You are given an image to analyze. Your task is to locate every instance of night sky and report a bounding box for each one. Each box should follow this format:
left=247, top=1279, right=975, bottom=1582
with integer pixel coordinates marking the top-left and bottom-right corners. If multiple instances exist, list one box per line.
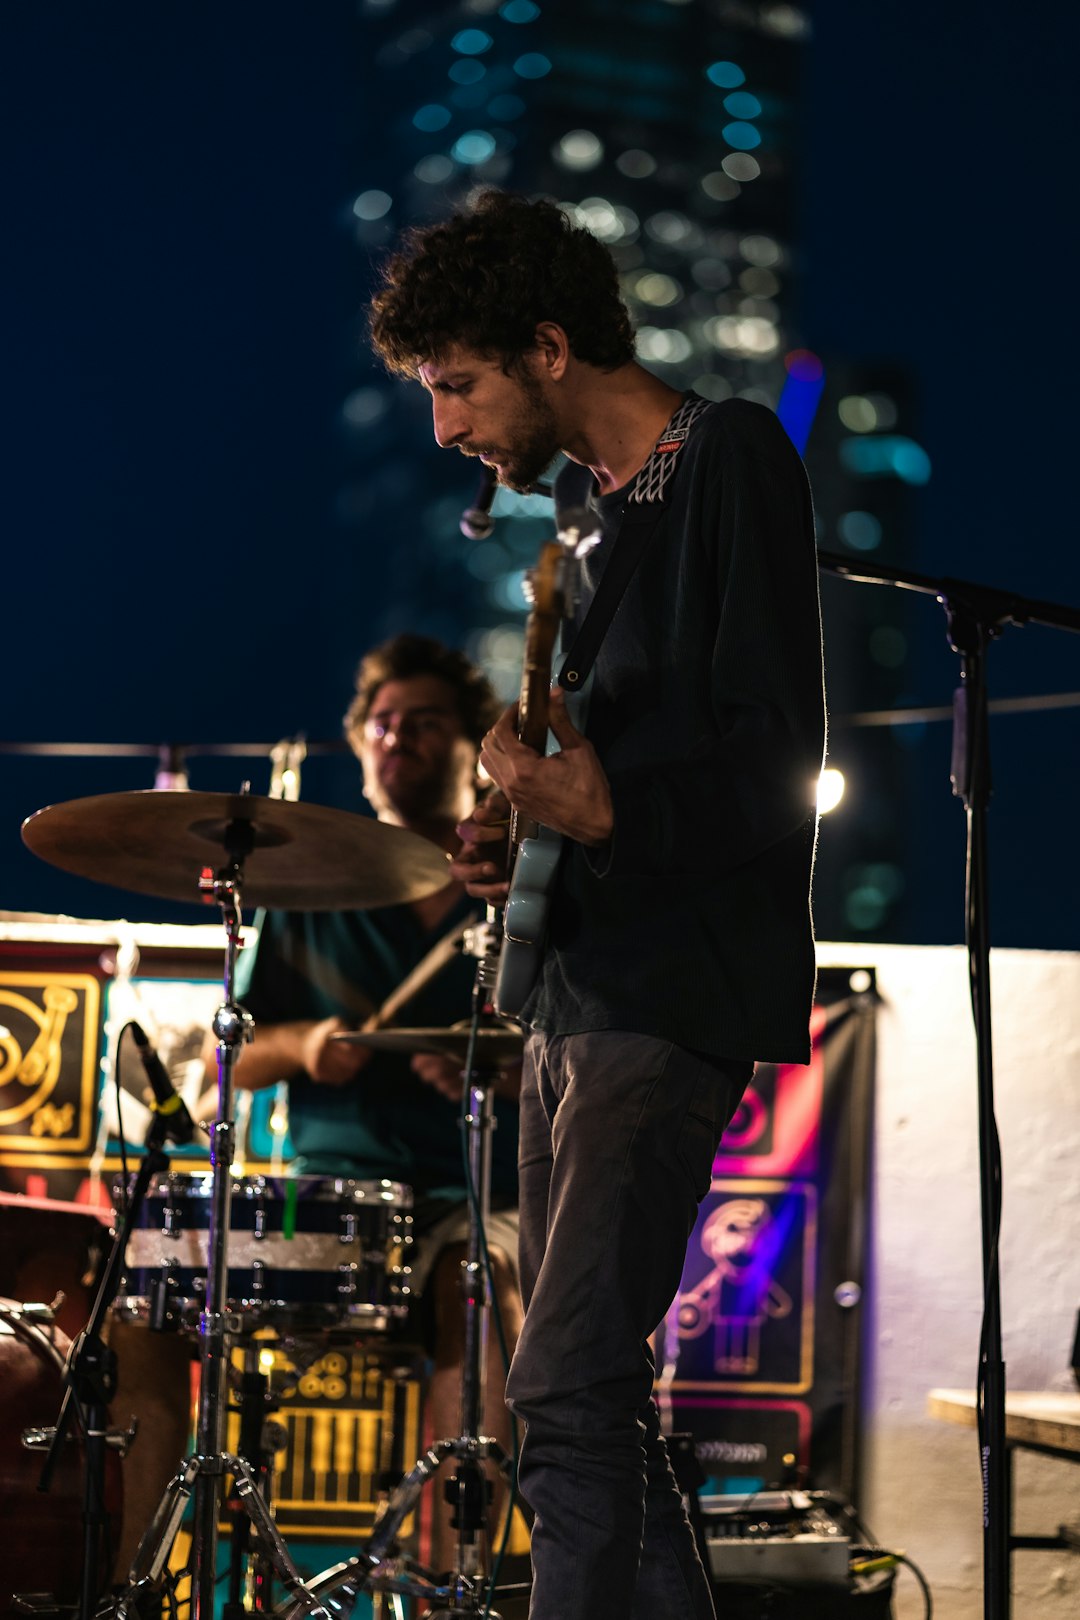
left=4, top=1, right=1078, bottom=947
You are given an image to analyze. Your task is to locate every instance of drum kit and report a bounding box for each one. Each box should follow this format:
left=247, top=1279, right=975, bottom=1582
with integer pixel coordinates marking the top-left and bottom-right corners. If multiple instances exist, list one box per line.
left=16, top=786, right=525, bottom=1620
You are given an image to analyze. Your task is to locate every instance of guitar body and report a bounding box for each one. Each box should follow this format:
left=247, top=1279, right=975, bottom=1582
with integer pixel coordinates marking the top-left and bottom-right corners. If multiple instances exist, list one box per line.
left=492, top=530, right=593, bottom=1021
left=494, top=823, right=563, bottom=1018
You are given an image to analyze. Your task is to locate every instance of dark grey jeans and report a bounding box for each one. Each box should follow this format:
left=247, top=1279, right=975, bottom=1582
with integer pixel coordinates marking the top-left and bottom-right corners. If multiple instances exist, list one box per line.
left=505, top=1030, right=752, bottom=1620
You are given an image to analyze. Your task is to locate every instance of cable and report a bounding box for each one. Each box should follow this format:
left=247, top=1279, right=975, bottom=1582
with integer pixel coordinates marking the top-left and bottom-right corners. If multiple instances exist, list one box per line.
left=114, top=1021, right=139, bottom=1217
left=823, top=1493, right=933, bottom=1620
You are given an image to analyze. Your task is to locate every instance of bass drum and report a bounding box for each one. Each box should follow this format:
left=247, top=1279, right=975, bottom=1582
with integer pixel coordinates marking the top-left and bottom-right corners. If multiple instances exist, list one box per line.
left=0, top=1299, right=123, bottom=1613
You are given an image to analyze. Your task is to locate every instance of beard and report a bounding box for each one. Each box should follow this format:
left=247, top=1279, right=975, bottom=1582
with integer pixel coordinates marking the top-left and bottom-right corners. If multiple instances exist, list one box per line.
left=362, top=738, right=476, bottom=828
left=475, top=367, right=560, bottom=493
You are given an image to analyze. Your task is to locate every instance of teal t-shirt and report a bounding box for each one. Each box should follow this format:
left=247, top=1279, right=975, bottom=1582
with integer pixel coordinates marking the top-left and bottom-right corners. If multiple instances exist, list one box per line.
left=235, top=896, right=519, bottom=1200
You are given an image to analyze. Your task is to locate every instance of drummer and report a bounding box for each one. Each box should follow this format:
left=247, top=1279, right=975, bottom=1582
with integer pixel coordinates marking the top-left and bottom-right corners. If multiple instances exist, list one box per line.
left=222, top=632, right=522, bottom=1560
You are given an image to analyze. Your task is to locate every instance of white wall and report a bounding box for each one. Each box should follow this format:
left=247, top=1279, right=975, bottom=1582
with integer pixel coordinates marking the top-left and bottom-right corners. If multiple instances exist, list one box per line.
left=815, top=943, right=1080, bottom=1619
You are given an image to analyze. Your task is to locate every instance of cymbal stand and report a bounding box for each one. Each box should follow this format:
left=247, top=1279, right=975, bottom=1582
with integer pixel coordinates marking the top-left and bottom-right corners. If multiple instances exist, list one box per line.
left=117, top=818, right=325, bottom=1620
left=280, top=920, right=517, bottom=1620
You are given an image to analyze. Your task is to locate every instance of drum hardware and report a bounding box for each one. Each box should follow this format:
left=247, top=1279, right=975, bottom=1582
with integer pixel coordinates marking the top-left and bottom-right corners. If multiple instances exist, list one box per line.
left=221, top=1347, right=291, bottom=1620
left=20, top=789, right=451, bottom=912
left=116, top=817, right=323, bottom=1620
left=330, top=1022, right=523, bottom=1067
left=113, top=1172, right=414, bottom=1337
left=2, top=1299, right=124, bottom=1617
left=33, top=1090, right=184, bottom=1620
left=20, top=788, right=515, bottom=1615
left=283, top=924, right=521, bottom=1620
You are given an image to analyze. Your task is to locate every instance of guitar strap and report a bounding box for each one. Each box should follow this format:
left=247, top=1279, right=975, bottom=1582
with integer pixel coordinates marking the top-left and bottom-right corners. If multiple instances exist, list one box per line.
left=556, top=392, right=714, bottom=691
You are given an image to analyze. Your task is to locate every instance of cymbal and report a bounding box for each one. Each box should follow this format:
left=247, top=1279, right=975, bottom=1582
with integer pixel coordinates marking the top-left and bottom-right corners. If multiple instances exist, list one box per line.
left=332, top=1023, right=523, bottom=1064
left=21, top=790, right=451, bottom=911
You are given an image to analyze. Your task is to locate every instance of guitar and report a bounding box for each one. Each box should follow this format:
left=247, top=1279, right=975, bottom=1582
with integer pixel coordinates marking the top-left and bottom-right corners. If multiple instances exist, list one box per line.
left=493, top=517, right=597, bottom=1019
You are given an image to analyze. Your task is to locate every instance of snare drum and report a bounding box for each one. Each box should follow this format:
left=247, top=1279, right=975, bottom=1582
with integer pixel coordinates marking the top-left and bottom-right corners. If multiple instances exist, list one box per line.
left=112, top=1173, right=413, bottom=1335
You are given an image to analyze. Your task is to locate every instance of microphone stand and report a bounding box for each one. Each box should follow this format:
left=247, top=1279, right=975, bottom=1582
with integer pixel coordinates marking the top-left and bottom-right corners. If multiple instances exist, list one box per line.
left=817, top=547, right=1080, bottom=1620
left=32, top=1108, right=176, bottom=1620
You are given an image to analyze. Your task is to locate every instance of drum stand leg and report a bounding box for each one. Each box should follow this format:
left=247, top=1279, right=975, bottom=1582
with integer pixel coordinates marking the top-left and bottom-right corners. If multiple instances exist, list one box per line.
left=118, top=1450, right=321, bottom=1619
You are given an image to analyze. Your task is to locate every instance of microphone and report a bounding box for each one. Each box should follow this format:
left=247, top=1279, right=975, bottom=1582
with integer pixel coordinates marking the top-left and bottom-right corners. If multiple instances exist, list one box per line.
left=460, top=464, right=498, bottom=539
left=130, top=1022, right=198, bottom=1145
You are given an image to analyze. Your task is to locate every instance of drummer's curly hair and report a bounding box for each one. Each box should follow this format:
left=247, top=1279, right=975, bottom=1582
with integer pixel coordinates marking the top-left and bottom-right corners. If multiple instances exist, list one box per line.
left=344, top=634, right=500, bottom=753
left=369, top=190, right=635, bottom=376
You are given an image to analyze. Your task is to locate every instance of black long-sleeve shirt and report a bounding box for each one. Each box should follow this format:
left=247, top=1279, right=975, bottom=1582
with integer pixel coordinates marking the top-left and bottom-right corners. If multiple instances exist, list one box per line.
left=521, top=397, right=826, bottom=1065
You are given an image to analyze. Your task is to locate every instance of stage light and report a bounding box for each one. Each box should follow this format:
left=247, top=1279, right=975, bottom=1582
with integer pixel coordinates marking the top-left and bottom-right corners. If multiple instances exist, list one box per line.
left=818, top=768, right=846, bottom=814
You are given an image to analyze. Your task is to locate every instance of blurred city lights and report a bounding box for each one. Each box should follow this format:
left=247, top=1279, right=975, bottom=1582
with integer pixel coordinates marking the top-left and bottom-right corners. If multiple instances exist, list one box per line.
left=449, top=58, right=486, bottom=84
left=451, top=130, right=497, bottom=165
left=838, top=510, right=883, bottom=551
left=724, top=91, right=762, bottom=119
left=700, top=170, right=740, bottom=201
left=706, top=61, right=746, bottom=88
left=414, top=154, right=455, bottom=184
left=616, top=149, right=658, bottom=178
left=413, top=103, right=451, bottom=131
left=723, top=121, right=762, bottom=151
left=869, top=626, right=908, bottom=668
left=739, top=234, right=782, bottom=266
left=722, top=153, right=761, bottom=182
left=488, top=93, right=525, bottom=119
left=633, top=271, right=683, bottom=306
left=341, top=388, right=387, bottom=428
left=840, top=436, right=932, bottom=484
left=452, top=29, right=493, bottom=55
left=513, top=52, right=551, bottom=78
left=353, top=189, right=392, bottom=220
left=554, top=129, right=604, bottom=170
left=637, top=326, right=693, bottom=363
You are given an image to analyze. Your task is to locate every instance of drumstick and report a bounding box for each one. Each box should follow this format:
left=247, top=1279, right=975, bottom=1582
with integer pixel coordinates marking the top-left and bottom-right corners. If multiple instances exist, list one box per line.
left=360, top=912, right=480, bottom=1033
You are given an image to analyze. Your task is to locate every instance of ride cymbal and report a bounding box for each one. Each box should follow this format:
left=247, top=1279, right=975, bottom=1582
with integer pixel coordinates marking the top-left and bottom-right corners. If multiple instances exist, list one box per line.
left=21, top=790, right=450, bottom=911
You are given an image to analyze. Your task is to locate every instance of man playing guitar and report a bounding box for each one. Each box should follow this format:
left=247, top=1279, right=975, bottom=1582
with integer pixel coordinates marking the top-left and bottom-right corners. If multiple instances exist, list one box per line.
left=369, top=190, right=826, bottom=1620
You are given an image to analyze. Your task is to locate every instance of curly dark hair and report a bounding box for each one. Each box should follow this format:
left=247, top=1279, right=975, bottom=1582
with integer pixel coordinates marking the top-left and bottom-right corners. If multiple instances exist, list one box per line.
left=369, top=190, right=635, bottom=377
left=343, top=632, right=500, bottom=754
